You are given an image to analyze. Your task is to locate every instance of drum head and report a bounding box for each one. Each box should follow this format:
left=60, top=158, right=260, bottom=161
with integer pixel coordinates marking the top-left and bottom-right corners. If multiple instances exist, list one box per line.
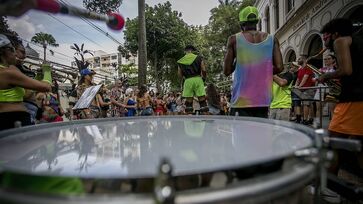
left=0, top=116, right=313, bottom=179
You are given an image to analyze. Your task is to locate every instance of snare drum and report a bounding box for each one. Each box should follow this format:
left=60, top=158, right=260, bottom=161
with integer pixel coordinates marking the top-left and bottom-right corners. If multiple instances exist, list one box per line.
left=0, top=116, right=317, bottom=204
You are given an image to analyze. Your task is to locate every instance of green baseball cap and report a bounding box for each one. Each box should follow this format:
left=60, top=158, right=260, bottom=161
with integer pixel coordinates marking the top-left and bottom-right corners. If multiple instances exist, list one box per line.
left=239, top=6, right=259, bottom=22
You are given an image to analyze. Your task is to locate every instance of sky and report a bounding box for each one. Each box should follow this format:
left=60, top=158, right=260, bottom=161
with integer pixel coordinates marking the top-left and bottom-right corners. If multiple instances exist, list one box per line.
left=7, top=0, right=220, bottom=65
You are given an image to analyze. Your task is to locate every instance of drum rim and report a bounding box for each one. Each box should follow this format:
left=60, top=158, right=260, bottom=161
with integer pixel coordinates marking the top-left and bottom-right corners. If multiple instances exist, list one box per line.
left=0, top=115, right=316, bottom=139
left=0, top=116, right=316, bottom=179
left=0, top=163, right=316, bottom=204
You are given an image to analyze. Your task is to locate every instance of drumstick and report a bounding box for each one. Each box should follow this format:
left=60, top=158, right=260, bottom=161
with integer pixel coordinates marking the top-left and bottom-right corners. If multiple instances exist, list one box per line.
left=307, top=48, right=327, bottom=62
left=35, top=0, right=125, bottom=30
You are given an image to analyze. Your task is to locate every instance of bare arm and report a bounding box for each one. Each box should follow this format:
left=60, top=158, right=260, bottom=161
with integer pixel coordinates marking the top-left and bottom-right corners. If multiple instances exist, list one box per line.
left=110, top=97, right=125, bottom=107
left=273, top=75, right=288, bottom=87
left=97, top=94, right=111, bottom=107
left=224, top=35, right=236, bottom=76
left=201, top=60, right=207, bottom=79
left=273, top=36, right=283, bottom=75
left=178, top=67, right=183, bottom=78
left=321, top=37, right=352, bottom=80
left=6, top=66, right=51, bottom=92
left=298, top=74, right=309, bottom=87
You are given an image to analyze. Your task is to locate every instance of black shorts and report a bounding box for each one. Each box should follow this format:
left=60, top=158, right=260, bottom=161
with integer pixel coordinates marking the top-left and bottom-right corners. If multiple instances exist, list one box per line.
left=0, top=111, right=32, bottom=131
left=230, top=107, right=269, bottom=118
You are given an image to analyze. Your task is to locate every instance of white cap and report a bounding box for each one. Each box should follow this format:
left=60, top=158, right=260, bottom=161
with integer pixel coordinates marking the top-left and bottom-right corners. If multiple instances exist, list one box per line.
left=0, top=34, right=11, bottom=48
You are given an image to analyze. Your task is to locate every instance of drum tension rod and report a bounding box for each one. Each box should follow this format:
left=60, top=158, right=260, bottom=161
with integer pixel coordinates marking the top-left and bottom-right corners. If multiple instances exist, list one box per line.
left=154, top=158, right=175, bottom=204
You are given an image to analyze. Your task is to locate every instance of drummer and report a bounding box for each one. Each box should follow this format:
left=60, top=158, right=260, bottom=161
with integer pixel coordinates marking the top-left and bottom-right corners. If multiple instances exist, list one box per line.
left=0, top=34, right=51, bottom=131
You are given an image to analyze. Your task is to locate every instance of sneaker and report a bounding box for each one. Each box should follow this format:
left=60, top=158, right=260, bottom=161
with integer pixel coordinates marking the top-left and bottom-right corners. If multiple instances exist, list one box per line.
left=321, top=188, right=341, bottom=203
left=308, top=185, right=341, bottom=203
left=199, top=106, right=209, bottom=113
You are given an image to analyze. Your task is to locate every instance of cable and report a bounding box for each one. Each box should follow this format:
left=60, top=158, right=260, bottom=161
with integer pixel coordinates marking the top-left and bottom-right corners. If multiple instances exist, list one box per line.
left=22, top=38, right=74, bottom=60
left=60, top=0, right=122, bottom=45
left=81, top=17, right=122, bottom=44
left=47, top=14, right=104, bottom=47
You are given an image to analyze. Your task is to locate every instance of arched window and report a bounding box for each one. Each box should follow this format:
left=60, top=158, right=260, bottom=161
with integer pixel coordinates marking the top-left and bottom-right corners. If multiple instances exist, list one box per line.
left=265, top=7, right=270, bottom=33
left=275, top=0, right=280, bottom=30
left=307, top=34, right=323, bottom=68
left=287, top=50, right=296, bottom=62
left=286, top=0, right=294, bottom=14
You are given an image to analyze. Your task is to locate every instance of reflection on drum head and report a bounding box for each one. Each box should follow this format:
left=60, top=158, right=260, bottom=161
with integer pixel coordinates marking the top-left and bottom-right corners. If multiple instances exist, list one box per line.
left=0, top=117, right=313, bottom=179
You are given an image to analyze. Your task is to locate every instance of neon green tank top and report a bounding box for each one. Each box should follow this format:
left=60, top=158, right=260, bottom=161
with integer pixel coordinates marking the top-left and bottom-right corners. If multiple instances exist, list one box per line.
left=0, top=64, right=25, bottom=102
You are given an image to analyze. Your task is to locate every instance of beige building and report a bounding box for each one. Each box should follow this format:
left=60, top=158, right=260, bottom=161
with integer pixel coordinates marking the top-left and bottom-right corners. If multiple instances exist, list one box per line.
left=72, top=50, right=138, bottom=84
left=255, top=0, right=363, bottom=68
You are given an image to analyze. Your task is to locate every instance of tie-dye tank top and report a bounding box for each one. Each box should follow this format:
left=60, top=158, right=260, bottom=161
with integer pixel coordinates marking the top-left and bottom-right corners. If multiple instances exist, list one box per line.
left=231, top=33, right=274, bottom=108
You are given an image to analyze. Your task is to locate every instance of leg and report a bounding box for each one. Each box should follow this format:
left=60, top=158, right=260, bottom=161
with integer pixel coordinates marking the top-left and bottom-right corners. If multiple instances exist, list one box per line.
left=184, top=97, right=194, bottom=114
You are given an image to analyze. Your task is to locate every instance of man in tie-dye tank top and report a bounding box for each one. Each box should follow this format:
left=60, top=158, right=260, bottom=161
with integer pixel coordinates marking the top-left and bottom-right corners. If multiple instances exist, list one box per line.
left=224, top=6, right=283, bottom=118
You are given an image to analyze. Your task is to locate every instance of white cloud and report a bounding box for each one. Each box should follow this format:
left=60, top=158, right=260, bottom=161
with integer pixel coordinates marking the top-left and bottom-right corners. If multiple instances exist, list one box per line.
left=7, top=15, right=46, bottom=41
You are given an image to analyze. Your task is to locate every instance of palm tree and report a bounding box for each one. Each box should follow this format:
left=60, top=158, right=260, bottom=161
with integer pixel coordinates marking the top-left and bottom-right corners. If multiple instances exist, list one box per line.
left=31, top=32, right=59, bottom=61
left=71, top=43, right=94, bottom=72
left=138, top=0, right=147, bottom=87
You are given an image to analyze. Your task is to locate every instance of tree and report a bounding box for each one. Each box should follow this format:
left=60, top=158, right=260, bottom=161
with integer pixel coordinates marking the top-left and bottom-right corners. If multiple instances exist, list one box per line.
left=31, top=32, right=59, bottom=61
left=202, top=0, right=256, bottom=83
left=124, top=2, right=195, bottom=92
left=0, top=17, right=20, bottom=42
left=83, top=0, right=123, bottom=14
left=138, top=0, right=147, bottom=88
left=70, top=43, right=94, bottom=72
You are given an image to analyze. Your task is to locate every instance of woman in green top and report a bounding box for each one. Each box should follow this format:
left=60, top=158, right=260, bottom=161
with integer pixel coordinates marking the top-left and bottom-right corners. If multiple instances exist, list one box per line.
left=0, top=34, right=51, bottom=131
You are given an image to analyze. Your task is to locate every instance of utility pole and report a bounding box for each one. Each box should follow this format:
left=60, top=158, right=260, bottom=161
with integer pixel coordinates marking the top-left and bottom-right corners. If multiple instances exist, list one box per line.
left=138, top=0, right=147, bottom=87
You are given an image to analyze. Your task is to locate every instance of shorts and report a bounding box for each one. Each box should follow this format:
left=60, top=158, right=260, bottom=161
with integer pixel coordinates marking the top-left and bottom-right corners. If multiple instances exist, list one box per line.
left=0, top=111, right=32, bottom=131
left=291, top=92, right=301, bottom=107
left=182, top=76, right=206, bottom=98
left=140, top=107, right=153, bottom=116
left=301, top=89, right=316, bottom=106
left=230, top=107, right=268, bottom=118
left=329, top=102, right=363, bottom=136
left=24, top=101, right=39, bottom=125
left=269, top=108, right=290, bottom=121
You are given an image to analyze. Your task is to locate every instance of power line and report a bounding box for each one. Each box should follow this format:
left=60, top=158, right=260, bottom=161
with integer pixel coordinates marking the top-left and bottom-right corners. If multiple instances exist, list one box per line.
left=81, top=17, right=122, bottom=45
left=59, top=0, right=122, bottom=45
left=22, top=38, right=74, bottom=60
left=47, top=14, right=104, bottom=47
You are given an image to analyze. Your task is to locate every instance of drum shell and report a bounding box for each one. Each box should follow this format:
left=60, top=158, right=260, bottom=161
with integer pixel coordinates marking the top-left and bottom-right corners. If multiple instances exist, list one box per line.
left=0, top=116, right=317, bottom=204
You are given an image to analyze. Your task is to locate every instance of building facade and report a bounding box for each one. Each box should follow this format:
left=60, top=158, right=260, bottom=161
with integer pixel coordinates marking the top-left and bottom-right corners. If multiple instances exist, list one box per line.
left=255, top=0, right=363, bottom=68
left=72, top=50, right=138, bottom=84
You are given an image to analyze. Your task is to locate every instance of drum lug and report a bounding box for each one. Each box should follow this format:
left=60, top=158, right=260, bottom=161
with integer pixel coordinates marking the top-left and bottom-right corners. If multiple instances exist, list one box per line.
left=154, top=158, right=175, bottom=204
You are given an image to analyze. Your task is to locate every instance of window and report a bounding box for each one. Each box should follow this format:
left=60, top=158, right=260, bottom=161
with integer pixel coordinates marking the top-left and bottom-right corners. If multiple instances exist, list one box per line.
left=287, top=50, right=296, bottom=62
left=287, top=0, right=294, bottom=13
left=275, top=0, right=280, bottom=30
left=265, top=7, right=270, bottom=33
left=111, top=55, right=117, bottom=60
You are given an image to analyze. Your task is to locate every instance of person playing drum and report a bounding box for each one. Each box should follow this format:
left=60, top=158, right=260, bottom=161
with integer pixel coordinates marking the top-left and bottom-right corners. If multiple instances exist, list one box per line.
left=319, top=18, right=363, bottom=173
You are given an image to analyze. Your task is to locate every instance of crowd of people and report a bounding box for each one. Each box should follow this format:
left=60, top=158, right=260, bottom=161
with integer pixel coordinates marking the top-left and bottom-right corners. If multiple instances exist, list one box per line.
left=0, top=12, right=359, bottom=133
left=72, top=78, right=231, bottom=119
left=0, top=3, right=362, bottom=202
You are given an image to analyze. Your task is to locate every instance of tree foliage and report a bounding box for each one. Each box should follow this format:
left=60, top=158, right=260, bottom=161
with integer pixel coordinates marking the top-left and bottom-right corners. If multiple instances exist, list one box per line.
left=203, top=0, right=256, bottom=83
left=0, top=17, right=20, bottom=43
left=31, top=32, right=59, bottom=61
left=123, top=2, right=198, bottom=92
left=70, top=43, right=94, bottom=72
left=122, top=0, right=256, bottom=92
left=83, top=0, right=122, bottom=14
